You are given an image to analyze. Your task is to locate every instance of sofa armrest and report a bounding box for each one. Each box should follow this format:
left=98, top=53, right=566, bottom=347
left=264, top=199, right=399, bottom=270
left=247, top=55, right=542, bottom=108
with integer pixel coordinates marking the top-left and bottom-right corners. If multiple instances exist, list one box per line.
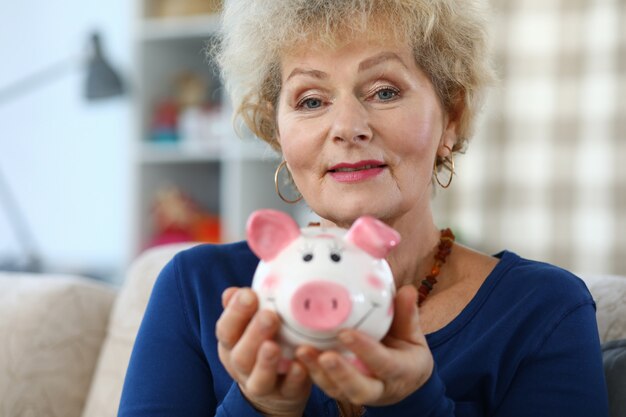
left=0, top=273, right=116, bottom=417
left=602, top=339, right=626, bottom=417
left=81, top=243, right=198, bottom=417
left=579, top=274, right=626, bottom=343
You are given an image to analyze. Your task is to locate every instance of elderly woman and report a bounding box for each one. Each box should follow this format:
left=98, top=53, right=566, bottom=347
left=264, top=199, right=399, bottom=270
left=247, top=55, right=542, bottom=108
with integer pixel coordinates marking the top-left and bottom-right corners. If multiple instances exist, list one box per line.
left=118, top=1, right=609, bottom=416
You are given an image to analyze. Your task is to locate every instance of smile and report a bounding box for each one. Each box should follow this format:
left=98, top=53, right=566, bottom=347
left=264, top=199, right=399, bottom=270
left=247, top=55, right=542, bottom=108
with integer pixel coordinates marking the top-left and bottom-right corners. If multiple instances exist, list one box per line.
left=327, top=161, right=387, bottom=183
left=268, top=298, right=381, bottom=343
left=328, top=160, right=386, bottom=172
left=330, top=164, right=384, bottom=172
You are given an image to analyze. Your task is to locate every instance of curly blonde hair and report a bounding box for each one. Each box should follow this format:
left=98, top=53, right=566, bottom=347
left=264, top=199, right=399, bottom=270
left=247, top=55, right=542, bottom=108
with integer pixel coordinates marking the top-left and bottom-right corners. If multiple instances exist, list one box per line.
left=214, top=0, right=495, bottom=157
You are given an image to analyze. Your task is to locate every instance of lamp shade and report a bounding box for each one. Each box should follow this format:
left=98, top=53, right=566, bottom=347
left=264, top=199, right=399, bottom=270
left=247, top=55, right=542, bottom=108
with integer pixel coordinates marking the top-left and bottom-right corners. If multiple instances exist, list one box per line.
left=85, top=33, right=124, bottom=100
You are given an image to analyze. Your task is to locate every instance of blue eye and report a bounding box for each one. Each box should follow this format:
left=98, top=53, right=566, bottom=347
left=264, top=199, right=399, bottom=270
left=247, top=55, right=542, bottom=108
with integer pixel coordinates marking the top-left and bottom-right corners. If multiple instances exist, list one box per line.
left=300, top=98, right=322, bottom=109
left=376, top=88, right=398, bottom=101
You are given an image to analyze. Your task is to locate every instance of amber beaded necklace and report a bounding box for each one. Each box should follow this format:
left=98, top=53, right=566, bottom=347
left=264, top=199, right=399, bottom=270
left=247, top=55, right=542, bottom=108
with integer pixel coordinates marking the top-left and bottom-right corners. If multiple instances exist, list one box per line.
left=417, top=228, right=455, bottom=307
left=307, top=222, right=455, bottom=307
left=337, top=228, right=455, bottom=417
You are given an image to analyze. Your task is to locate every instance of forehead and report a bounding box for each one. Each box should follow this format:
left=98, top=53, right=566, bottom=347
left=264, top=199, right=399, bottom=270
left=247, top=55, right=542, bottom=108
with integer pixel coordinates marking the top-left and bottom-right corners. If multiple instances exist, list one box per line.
left=280, top=37, right=414, bottom=78
left=278, top=14, right=410, bottom=66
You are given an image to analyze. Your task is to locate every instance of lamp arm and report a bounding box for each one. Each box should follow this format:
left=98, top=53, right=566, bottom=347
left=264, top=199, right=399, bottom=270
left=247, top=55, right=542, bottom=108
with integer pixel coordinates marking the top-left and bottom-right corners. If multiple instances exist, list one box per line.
left=0, top=54, right=83, bottom=107
left=0, top=165, right=42, bottom=271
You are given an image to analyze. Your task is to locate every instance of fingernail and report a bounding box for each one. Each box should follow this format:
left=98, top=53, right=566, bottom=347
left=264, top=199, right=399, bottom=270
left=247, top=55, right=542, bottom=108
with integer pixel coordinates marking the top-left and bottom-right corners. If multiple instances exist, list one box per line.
left=290, top=362, right=302, bottom=377
left=321, top=356, right=338, bottom=370
left=339, top=331, right=354, bottom=345
left=238, top=290, right=254, bottom=307
left=259, top=312, right=274, bottom=329
left=262, top=345, right=278, bottom=363
left=297, top=351, right=312, bottom=364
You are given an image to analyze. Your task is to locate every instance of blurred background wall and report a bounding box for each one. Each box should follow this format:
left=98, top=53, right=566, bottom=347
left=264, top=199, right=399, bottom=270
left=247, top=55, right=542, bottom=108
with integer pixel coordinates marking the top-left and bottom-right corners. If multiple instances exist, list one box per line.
left=0, top=0, right=132, bottom=280
left=433, top=0, right=626, bottom=276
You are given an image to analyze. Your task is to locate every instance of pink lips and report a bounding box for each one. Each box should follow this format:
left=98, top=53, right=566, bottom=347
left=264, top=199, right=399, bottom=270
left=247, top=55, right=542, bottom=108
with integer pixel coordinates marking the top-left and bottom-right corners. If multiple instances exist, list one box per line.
left=328, top=160, right=386, bottom=183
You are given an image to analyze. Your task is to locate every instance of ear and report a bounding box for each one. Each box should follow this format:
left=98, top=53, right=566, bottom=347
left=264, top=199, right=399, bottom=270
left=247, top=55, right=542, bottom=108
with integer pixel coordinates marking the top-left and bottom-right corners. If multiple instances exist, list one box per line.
left=246, top=209, right=301, bottom=261
left=441, top=92, right=465, bottom=152
left=345, top=216, right=401, bottom=259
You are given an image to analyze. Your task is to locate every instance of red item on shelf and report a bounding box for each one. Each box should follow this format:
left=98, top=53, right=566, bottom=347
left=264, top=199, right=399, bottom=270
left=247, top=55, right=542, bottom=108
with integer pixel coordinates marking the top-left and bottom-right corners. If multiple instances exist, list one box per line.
left=152, top=100, right=178, bottom=128
left=147, top=186, right=221, bottom=248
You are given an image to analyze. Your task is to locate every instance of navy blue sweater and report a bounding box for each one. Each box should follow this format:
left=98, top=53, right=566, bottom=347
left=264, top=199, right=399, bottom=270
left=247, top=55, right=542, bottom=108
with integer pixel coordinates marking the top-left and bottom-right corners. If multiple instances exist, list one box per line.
left=118, top=242, right=609, bottom=416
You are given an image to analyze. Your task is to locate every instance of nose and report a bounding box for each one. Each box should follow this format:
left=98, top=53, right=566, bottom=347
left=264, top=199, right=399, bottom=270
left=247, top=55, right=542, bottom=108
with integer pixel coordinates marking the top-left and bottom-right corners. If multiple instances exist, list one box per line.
left=290, top=281, right=352, bottom=331
left=329, top=96, right=372, bottom=144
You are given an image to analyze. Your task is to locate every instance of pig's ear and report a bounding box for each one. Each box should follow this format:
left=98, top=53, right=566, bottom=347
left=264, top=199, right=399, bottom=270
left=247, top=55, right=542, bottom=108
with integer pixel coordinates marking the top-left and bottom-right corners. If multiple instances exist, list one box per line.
left=246, top=209, right=301, bottom=261
left=345, top=216, right=400, bottom=259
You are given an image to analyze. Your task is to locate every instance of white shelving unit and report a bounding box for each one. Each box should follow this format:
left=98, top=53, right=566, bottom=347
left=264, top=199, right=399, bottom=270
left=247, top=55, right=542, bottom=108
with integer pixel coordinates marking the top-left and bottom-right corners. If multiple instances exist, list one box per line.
left=131, top=0, right=301, bottom=254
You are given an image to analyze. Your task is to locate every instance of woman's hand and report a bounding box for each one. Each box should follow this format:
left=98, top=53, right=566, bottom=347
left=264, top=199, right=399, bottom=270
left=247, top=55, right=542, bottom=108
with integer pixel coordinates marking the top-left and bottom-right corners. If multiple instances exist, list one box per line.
left=295, top=285, right=433, bottom=407
left=216, top=287, right=312, bottom=417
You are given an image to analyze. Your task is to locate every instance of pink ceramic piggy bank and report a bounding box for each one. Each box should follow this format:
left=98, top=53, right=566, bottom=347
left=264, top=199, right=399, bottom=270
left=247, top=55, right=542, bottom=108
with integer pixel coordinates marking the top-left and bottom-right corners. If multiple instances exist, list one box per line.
left=247, top=209, right=400, bottom=359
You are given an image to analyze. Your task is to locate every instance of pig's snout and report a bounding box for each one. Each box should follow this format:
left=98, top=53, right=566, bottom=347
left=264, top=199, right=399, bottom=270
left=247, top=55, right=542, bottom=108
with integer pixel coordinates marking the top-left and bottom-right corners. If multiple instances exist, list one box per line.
left=290, top=281, right=351, bottom=331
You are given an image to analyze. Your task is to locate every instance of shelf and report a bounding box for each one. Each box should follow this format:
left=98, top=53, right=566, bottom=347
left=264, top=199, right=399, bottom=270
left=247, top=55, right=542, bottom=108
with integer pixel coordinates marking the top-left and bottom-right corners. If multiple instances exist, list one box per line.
left=133, top=0, right=294, bottom=251
left=139, top=139, right=280, bottom=165
left=139, top=14, right=221, bottom=41
left=139, top=142, right=221, bottom=164
left=220, top=138, right=282, bottom=162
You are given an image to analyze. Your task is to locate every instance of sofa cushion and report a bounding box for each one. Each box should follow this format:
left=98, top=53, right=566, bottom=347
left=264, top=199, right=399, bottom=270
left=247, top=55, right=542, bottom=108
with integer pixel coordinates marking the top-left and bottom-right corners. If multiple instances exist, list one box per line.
left=81, top=243, right=197, bottom=417
left=602, top=339, right=626, bottom=417
left=0, top=274, right=116, bottom=417
left=579, top=274, right=626, bottom=343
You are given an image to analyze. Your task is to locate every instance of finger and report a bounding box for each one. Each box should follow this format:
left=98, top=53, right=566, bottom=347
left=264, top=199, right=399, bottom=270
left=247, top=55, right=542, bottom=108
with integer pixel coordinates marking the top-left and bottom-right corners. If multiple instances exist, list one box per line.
left=243, top=341, right=281, bottom=396
left=296, top=346, right=342, bottom=399
left=279, top=361, right=311, bottom=399
left=388, top=285, right=423, bottom=344
left=222, top=287, right=239, bottom=308
left=215, top=288, right=258, bottom=350
left=229, top=309, right=280, bottom=374
left=318, top=351, right=383, bottom=405
left=340, top=290, right=434, bottom=387
left=338, top=330, right=395, bottom=379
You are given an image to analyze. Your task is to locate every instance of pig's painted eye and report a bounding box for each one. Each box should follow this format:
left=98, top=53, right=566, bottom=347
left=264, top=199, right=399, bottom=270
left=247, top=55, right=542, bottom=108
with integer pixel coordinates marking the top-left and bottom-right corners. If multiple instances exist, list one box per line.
left=303, top=253, right=314, bottom=262
left=330, top=253, right=341, bottom=263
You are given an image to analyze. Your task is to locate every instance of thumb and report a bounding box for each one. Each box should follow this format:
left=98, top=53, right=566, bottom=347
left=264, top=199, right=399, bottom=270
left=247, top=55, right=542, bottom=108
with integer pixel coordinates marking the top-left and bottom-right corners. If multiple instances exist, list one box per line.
left=221, top=287, right=240, bottom=308
left=388, top=285, right=423, bottom=343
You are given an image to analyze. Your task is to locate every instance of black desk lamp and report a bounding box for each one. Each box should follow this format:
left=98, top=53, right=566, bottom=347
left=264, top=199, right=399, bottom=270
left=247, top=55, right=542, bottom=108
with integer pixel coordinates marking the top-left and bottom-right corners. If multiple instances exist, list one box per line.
left=0, top=31, right=125, bottom=272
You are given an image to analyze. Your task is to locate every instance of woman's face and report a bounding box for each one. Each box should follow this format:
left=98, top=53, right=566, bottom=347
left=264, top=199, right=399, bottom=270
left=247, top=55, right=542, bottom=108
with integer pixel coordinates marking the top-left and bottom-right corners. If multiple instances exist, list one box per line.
left=276, top=37, right=458, bottom=227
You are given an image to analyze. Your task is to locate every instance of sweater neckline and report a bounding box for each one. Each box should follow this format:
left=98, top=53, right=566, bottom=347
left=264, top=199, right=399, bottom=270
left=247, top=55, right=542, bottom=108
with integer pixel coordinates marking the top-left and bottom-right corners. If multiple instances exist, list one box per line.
left=424, top=250, right=520, bottom=348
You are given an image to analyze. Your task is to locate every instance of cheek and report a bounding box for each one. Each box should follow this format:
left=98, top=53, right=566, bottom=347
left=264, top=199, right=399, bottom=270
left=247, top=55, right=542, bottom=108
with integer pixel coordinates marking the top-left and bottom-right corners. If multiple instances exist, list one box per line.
left=376, top=96, right=445, bottom=154
left=396, top=113, right=441, bottom=154
left=277, top=120, right=326, bottom=190
left=276, top=105, right=327, bottom=164
left=367, top=275, right=385, bottom=290
left=277, top=119, right=312, bottom=166
left=283, top=129, right=324, bottom=152
left=261, top=275, right=280, bottom=292
left=382, top=114, right=441, bottom=188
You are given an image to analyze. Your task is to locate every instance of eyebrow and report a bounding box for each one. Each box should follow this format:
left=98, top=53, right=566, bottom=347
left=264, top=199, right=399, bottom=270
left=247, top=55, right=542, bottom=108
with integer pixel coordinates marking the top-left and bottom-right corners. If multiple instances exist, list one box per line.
left=285, top=52, right=407, bottom=82
left=286, top=68, right=329, bottom=81
left=358, top=52, right=408, bottom=72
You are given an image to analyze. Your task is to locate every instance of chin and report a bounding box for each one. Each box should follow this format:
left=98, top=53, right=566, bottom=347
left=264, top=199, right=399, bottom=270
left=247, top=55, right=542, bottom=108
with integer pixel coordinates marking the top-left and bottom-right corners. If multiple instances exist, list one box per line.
left=314, top=198, right=395, bottom=227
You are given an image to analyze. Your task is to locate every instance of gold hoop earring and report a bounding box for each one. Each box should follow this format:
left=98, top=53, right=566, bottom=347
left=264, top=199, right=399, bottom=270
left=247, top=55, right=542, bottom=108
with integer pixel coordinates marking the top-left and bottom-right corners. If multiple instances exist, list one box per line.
left=274, top=160, right=303, bottom=204
left=433, top=146, right=455, bottom=189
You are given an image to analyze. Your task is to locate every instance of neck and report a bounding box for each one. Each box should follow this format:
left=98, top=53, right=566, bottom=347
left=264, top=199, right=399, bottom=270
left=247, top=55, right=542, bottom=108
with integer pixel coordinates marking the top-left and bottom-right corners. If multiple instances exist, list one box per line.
left=383, top=209, right=441, bottom=288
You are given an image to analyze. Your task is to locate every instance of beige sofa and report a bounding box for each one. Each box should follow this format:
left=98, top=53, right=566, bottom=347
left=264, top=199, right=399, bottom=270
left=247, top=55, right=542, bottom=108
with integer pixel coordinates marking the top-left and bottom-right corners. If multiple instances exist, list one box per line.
left=1, top=243, right=625, bottom=417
